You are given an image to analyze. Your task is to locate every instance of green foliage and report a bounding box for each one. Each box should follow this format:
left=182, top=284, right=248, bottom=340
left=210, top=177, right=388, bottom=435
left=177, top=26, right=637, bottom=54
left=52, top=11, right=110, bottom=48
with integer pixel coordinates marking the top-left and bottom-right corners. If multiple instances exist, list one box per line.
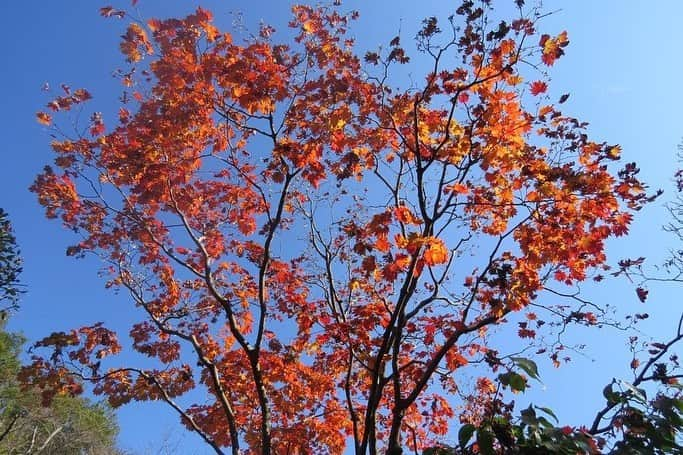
left=0, top=208, right=23, bottom=312
left=598, top=380, right=683, bottom=454
left=0, top=326, right=122, bottom=454
left=510, top=357, right=541, bottom=382
left=423, top=364, right=683, bottom=454
left=0, top=208, right=121, bottom=454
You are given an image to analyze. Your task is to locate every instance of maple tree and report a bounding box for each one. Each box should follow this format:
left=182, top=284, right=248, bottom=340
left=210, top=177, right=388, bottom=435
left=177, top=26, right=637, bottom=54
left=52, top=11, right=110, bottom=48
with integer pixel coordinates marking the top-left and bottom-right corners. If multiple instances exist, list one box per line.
left=27, top=1, right=659, bottom=453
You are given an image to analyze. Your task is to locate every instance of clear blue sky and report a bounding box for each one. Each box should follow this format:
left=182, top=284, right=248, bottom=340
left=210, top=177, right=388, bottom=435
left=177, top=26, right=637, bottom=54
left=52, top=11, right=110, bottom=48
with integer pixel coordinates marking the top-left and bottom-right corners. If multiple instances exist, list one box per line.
left=1, top=1, right=682, bottom=453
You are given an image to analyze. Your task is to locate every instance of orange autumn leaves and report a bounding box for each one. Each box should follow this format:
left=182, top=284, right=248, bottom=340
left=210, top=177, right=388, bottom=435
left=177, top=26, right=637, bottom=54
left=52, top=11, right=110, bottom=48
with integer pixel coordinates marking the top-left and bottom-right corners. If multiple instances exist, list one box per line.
left=36, top=111, right=52, bottom=126
left=393, top=206, right=449, bottom=266
left=26, top=2, right=652, bottom=454
left=120, top=23, right=153, bottom=63
left=423, top=238, right=449, bottom=266
left=346, top=206, right=449, bottom=281
left=35, top=86, right=93, bottom=127
left=395, top=234, right=449, bottom=267
left=540, top=31, right=569, bottom=66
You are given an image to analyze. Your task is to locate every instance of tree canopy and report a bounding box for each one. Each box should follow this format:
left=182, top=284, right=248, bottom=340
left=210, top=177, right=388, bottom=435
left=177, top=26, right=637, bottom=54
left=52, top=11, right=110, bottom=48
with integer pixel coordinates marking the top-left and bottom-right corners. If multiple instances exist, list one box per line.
left=24, top=1, right=673, bottom=453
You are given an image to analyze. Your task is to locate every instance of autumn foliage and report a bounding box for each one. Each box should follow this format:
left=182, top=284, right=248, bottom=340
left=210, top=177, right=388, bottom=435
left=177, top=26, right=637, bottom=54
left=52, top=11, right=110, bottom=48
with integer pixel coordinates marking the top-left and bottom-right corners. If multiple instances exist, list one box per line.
left=28, top=1, right=655, bottom=453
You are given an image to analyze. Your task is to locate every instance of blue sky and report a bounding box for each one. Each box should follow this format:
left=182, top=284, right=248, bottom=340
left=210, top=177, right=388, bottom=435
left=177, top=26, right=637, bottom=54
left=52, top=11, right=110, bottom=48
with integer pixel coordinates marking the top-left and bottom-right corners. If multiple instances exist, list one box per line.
left=1, top=1, right=682, bottom=453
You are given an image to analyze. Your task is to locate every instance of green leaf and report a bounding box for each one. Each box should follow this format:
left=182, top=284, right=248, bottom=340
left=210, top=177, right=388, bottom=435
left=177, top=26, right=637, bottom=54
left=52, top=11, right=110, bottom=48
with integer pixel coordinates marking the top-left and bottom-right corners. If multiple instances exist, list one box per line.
left=511, top=357, right=541, bottom=381
left=521, top=405, right=538, bottom=426
left=458, top=424, right=476, bottom=449
left=423, top=448, right=453, bottom=455
left=536, top=416, right=554, bottom=429
left=508, top=372, right=527, bottom=392
left=540, top=439, right=561, bottom=451
left=534, top=405, right=559, bottom=424
left=477, top=428, right=495, bottom=455
left=574, top=438, right=592, bottom=452
left=620, top=380, right=647, bottom=403
left=603, top=380, right=622, bottom=405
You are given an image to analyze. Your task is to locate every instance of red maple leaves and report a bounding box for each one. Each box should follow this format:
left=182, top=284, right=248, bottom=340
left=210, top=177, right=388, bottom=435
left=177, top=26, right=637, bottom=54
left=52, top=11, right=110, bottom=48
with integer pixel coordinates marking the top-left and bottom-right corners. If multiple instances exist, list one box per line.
left=540, top=31, right=569, bottom=66
left=529, top=80, right=548, bottom=95
left=26, top=2, right=652, bottom=454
